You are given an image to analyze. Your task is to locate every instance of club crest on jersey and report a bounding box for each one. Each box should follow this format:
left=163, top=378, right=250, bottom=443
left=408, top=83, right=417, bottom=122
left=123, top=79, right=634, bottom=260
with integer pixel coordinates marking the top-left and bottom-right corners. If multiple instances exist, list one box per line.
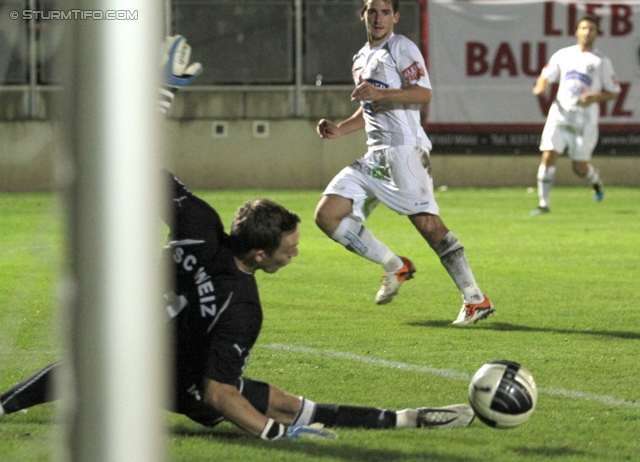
left=402, top=62, right=425, bottom=82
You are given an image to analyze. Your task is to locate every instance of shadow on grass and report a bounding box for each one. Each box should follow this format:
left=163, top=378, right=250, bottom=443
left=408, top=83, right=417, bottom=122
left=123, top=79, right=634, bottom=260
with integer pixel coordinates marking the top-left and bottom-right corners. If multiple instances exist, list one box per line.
left=170, top=426, right=476, bottom=461
left=409, top=321, right=640, bottom=340
left=512, top=445, right=588, bottom=457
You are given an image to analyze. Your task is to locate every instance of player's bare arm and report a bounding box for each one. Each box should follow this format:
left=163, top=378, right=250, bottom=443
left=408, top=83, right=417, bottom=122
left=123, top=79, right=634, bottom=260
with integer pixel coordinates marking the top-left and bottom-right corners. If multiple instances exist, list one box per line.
left=264, top=383, right=305, bottom=424
left=317, top=107, right=366, bottom=139
left=579, top=90, right=620, bottom=105
left=532, top=76, right=548, bottom=96
left=202, top=378, right=273, bottom=437
left=351, top=82, right=431, bottom=105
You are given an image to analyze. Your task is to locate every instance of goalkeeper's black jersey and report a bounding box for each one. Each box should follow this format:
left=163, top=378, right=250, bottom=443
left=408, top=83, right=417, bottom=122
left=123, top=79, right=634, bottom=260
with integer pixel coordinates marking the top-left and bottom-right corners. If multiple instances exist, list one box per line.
left=162, top=172, right=262, bottom=388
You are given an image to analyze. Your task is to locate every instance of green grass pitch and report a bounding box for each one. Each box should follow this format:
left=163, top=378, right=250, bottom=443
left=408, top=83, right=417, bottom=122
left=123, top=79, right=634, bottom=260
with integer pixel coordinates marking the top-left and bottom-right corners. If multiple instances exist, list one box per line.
left=1, top=186, right=639, bottom=461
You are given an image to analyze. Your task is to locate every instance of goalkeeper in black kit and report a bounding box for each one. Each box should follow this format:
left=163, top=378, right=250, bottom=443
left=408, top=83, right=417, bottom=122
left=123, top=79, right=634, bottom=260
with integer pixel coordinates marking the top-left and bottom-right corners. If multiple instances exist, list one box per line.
left=0, top=37, right=475, bottom=441
left=0, top=173, right=474, bottom=439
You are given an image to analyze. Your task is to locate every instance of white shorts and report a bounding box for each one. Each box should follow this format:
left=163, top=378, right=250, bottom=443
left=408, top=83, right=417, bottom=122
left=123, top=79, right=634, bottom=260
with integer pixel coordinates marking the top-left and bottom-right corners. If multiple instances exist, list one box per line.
left=539, top=120, right=598, bottom=162
left=323, top=145, right=440, bottom=222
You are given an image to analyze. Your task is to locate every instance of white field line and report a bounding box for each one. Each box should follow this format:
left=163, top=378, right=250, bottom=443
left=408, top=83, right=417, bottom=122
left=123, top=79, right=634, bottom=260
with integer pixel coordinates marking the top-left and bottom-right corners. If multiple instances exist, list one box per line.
left=262, top=344, right=640, bottom=409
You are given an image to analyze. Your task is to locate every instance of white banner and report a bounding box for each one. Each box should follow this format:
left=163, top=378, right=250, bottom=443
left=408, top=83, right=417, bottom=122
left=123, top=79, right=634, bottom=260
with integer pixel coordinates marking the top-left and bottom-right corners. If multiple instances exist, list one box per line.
left=427, top=0, right=640, bottom=131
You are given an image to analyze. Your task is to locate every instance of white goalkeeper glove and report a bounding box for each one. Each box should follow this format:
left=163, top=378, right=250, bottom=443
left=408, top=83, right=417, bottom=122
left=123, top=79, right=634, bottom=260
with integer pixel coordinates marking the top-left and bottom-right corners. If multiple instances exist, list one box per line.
left=162, top=35, right=203, bottom=87
left=285, top=423, right=338, bottom=440
left=260, top=418, right=338, bottom=441
left=159, top=35, right=203, bottom=113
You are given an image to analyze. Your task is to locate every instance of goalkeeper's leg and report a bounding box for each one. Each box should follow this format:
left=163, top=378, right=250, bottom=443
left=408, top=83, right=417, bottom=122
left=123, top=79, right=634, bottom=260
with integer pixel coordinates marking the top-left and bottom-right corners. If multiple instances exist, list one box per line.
left=0, top=361, right=61, bottom=416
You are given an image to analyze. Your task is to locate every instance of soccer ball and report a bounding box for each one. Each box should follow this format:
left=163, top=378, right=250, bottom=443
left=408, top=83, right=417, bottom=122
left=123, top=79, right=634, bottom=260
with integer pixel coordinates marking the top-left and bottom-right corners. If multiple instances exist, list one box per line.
left=468, top=360, right=537, bottom=429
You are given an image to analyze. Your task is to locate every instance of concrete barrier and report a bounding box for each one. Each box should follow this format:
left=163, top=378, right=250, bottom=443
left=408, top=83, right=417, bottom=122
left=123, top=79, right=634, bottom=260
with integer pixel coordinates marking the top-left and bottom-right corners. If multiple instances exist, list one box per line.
left=1, top=120, right=638, bottom=192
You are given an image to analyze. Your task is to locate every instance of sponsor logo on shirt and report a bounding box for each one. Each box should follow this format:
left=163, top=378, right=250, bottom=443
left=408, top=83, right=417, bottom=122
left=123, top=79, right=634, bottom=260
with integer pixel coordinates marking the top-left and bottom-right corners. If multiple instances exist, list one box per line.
left=361, top=78, right=388, bottom=115
left=402, top=62, right=425, bottom=82
left=564, top=70, right=592, bottom=86
left=364, top=78, right=388, bottom=89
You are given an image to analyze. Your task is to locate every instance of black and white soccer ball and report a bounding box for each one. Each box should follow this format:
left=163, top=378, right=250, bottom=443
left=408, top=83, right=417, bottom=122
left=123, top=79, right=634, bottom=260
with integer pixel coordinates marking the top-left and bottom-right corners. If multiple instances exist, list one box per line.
left=468, top=360, right=537, bottom=429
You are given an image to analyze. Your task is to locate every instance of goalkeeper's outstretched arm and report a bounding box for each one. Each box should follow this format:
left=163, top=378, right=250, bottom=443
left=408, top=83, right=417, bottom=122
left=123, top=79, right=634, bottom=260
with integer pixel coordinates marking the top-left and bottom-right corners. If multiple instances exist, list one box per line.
left=201, top=378, right=338, bottom=440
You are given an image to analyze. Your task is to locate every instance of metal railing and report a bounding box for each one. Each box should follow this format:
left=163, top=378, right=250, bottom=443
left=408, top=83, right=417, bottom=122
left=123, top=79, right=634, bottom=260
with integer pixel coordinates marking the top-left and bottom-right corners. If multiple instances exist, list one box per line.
left=0, top=0, right=421, bottom=118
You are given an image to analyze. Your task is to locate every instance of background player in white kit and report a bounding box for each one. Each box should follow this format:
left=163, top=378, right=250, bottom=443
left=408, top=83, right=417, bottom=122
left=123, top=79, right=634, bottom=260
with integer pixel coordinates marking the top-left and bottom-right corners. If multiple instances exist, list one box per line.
left=315, top=0, right=492, bottom=325
left=0, top=40, right=476, bottom=439
left=531, top=13, right=620, bottom=215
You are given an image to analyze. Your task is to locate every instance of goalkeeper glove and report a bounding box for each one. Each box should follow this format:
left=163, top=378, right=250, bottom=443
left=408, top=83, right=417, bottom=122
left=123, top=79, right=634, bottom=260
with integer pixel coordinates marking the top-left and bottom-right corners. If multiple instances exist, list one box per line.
left=260, top=418, right=338, bottom=441
left=159, top=35, right=203, bottom=113
left=163, top=35, right=203, bottom=87
left=285, top=423, right=338, bottom=440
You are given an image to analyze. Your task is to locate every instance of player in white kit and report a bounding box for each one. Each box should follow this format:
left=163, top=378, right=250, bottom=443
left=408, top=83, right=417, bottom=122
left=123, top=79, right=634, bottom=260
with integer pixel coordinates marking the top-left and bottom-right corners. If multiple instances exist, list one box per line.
left=315, top=0, right=493, bottom=325
left=532, top=14, right=620, bottom=214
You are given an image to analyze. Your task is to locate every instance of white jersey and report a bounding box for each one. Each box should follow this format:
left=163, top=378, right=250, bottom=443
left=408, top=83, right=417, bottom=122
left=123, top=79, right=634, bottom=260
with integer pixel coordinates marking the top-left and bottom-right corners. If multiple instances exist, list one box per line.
left=352, top=33, right=432, bottom=151
left=541, top=44, right=620, bottom=129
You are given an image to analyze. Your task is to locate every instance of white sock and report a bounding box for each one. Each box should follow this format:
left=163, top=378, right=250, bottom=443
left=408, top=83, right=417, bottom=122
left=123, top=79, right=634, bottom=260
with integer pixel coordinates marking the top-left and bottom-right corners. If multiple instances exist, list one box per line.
left=331, top=216, right=402, bottom=272
left=0, top=401, right=4, bottom=417
left=537, top=164, right=555, bottom=208
left=461, top=282, right=484, bottom=305
left=584, top=164, right=601, bottom=185
left=431, top=232, right=483, bottom=304
left=395, top=409, right=418, bottom=428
